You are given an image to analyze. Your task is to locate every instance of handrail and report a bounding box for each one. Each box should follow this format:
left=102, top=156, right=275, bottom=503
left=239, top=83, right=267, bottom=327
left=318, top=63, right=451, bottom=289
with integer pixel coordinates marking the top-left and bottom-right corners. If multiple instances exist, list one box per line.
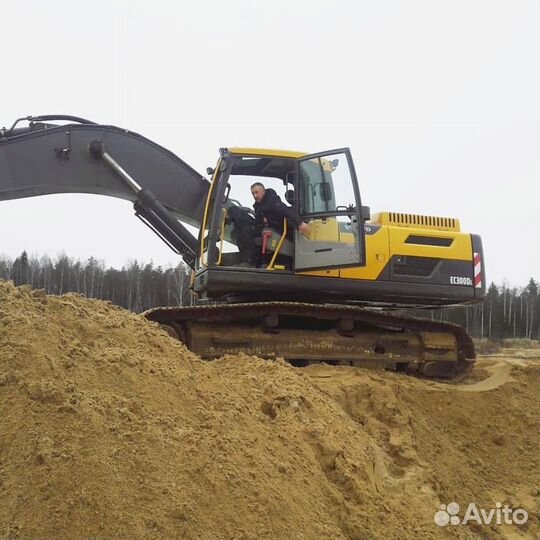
left=266, top=218, right=288, bottom=270
left=217, top=208, right=228, bottom=266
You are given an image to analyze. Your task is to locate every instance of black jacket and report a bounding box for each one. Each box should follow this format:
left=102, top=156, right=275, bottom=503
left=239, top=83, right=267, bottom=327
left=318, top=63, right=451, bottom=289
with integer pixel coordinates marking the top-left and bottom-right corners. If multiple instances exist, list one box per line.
left=253, top=188, right=302, bottom=233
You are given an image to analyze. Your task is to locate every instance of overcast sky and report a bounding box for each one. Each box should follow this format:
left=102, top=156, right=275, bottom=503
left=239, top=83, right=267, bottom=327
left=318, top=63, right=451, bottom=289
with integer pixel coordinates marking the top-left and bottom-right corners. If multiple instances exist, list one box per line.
left=1, top=0, right=538, bottom=286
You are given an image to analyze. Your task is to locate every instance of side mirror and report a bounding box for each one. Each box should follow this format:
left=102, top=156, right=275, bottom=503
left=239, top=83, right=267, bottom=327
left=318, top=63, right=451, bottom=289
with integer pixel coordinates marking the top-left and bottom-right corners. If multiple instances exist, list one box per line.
left=361, top=205, right=371, bottom=221
left=206, top=167, right=215, bottom=176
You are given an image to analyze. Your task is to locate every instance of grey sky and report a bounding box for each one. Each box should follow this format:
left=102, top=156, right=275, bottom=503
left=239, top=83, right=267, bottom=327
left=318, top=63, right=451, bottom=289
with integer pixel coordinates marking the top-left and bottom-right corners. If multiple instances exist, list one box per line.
left=1, top=0, right=538, bottom=286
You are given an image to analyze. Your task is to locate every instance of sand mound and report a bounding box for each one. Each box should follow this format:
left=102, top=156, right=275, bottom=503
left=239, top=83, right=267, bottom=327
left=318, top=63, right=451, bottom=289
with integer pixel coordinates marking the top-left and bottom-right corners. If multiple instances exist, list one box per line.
left=0, top=281, right=538, bottom=540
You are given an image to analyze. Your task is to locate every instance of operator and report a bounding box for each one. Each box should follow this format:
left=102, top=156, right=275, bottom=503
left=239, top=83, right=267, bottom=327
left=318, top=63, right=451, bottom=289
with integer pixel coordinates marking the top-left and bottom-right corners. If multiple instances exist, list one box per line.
left=227, top=183, right=310, bottom=267
left=250, top=182, right=310, bottom=237
left=248, top=182, right=311, bottom=267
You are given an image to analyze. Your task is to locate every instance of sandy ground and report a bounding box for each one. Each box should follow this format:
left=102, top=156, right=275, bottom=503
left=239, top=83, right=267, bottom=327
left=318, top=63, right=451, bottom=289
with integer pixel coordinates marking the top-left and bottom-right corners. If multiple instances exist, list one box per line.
left=0, top=281, right=538, bottom=540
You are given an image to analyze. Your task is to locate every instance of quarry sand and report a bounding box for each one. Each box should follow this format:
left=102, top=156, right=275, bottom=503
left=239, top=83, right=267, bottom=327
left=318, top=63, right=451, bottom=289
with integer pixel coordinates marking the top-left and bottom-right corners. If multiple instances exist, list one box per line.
left=0, top=281, right=538, bottom=540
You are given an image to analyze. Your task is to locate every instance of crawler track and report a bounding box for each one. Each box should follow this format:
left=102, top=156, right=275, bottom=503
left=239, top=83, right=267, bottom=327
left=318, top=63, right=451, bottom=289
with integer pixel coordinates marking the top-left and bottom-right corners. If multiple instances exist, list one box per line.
left=144, top=302, right=476, bottom=378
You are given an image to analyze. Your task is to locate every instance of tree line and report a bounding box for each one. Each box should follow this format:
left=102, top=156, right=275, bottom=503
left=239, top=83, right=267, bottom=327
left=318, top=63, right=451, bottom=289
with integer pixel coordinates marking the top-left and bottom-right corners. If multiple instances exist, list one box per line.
left=1, top=251, right=538, bottom=340
left=418, top=279, right=539, bottom=340
left=0, top=251, right=192, bottom=312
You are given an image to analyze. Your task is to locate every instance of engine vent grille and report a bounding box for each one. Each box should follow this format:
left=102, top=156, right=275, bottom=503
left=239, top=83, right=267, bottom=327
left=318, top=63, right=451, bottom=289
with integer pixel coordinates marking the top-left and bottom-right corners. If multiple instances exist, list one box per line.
left=370, top=212, right=460, bottom=232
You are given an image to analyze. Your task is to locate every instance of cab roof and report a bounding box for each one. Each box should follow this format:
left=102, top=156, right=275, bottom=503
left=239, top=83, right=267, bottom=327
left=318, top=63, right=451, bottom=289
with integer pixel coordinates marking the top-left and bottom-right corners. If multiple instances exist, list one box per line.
left=227, top=147, right=308, bottom=159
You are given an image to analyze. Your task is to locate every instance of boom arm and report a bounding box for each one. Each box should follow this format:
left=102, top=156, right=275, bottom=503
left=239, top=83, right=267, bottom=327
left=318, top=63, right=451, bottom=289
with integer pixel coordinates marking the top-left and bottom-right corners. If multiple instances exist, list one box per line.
left=0, top=116, right=210, bottom=267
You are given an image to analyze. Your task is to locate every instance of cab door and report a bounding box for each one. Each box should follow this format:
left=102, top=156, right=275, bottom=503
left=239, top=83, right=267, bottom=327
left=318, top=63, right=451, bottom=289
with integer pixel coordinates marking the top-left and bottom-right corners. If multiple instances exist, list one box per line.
left=294, top=148, right=366, bottom=272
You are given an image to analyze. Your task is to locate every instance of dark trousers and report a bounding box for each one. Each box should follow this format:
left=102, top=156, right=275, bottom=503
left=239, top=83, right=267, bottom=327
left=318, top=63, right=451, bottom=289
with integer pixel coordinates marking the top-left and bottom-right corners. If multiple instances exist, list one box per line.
left=233, top=225, right=259, bottom=265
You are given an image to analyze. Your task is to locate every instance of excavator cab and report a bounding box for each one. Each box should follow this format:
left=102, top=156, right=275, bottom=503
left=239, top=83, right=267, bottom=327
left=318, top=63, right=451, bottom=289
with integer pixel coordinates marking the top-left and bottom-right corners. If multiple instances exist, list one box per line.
left=198, top=148, right=366, bottom=276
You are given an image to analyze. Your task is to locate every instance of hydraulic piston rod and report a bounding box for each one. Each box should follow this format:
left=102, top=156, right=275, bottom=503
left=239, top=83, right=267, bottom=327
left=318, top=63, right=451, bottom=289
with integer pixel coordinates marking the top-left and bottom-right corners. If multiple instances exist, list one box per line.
left=88, top=140, right=199, bottom=267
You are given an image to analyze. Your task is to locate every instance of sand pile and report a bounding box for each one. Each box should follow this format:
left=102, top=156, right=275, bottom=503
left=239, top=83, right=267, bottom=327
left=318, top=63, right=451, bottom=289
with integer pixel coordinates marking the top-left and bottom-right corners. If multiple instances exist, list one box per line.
left=0, top=280, right=538, bottom=540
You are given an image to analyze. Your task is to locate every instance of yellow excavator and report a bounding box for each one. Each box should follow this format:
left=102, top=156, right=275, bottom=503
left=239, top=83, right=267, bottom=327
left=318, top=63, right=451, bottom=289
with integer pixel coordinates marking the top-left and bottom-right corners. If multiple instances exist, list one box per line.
left=0, top=115, right=486, bottom=377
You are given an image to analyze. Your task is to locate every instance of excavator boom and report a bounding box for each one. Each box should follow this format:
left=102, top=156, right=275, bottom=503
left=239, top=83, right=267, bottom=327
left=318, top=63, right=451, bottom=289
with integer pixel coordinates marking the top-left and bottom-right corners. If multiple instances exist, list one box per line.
left=0, top=116, right=209, bottom=224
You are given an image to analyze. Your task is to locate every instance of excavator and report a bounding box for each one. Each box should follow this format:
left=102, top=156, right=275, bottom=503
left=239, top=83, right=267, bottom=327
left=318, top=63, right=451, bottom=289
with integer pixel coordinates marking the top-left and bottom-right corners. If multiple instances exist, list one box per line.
left=0, top=115, right=486, bottom=377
